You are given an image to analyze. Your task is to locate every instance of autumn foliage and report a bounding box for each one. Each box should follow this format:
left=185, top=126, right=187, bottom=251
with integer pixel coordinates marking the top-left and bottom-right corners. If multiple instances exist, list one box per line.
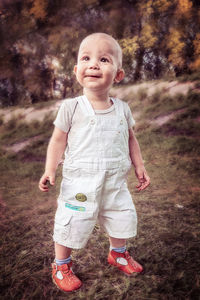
left=0, top=0, right=199, bottom=106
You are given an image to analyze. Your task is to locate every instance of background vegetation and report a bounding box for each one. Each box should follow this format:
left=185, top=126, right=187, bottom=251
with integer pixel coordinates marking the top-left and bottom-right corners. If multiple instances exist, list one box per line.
left=0, top=0, right=200, bottom=106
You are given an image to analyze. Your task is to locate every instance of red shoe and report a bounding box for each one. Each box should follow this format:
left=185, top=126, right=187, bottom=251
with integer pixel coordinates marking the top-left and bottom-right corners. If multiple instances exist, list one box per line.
left=108, top=250, right=143, bottom=276
left=52, top=262, right=82, bottom=292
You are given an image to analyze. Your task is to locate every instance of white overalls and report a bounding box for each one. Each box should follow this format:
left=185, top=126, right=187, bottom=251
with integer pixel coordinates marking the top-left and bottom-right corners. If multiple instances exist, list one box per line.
left=53, top=95, right=137, bottom=249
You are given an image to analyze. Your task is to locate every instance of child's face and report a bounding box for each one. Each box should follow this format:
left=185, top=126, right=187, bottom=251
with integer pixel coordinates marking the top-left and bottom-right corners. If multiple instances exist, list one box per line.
left=74, top=35, right=124, bottom=93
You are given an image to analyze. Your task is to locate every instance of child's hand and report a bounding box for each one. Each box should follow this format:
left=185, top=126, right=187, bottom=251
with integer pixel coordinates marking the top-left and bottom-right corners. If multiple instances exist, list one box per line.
left=135, top=166, right=150, bottom=191
left=39, top=173, right=55, bottom=192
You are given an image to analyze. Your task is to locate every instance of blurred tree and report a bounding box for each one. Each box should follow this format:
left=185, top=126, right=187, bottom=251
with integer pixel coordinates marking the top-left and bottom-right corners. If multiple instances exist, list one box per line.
left=119, top=37, right=139, bottom=80
left=0, top=0, right=199, bottom=106
left=170, top=0, right=194, bottom=74
left=167, top=29, right=185, bottom=72
left=190, top=33, right=200, bottom=70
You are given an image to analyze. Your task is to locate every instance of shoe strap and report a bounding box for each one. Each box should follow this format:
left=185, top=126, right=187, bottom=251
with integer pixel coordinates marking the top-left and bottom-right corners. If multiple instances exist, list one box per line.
left=52, top=262, right=72, bottom=272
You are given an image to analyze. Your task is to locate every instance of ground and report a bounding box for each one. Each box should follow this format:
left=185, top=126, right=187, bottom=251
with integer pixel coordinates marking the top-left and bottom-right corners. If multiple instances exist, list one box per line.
left=0, top=81, right=199, bottom=300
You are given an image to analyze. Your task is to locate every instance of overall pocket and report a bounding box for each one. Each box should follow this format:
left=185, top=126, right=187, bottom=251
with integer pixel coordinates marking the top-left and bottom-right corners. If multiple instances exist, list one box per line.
left=59, top=168, right=98, bottom=217
left=53, top=204, right=72, bottom=242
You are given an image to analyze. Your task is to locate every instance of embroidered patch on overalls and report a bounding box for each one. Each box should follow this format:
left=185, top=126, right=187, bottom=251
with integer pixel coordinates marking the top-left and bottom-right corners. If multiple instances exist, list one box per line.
left=75, top=193, right=87, bottom=202
left=65, top=203, right=86, bottom=211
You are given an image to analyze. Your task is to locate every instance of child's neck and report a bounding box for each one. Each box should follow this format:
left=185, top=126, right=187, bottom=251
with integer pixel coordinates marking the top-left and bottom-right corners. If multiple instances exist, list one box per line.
left=84, top=89, right=113, bottom=110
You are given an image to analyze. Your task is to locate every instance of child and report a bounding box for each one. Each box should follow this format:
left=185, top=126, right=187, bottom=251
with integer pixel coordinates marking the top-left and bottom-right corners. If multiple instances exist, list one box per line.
left=39, top=32, right=150, bottom=293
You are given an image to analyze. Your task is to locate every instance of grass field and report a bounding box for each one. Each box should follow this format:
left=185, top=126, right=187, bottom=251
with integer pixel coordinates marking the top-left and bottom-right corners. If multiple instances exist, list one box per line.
left=0, top=87, right=200, bottom=299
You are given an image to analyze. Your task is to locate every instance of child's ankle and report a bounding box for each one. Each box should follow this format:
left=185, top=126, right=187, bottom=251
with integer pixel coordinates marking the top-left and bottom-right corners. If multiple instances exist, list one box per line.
left=55, top=256, right=71, bottom=265
left=110, top=246, right=126, bottom=253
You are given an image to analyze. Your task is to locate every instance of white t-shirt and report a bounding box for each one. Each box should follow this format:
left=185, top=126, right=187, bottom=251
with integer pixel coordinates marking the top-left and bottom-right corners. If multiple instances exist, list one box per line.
left=54, top=97, right=135, bottom=133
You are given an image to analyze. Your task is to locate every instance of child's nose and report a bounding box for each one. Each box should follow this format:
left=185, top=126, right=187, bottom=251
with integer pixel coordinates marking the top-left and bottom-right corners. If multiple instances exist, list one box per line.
left=89, top=59, right=100, bottom=69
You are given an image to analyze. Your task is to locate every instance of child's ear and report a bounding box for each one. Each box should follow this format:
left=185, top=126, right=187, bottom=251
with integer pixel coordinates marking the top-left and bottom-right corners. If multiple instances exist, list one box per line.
left=114, top=69, right=125, bottom=83
left=73, top=65, right=77, bottom=74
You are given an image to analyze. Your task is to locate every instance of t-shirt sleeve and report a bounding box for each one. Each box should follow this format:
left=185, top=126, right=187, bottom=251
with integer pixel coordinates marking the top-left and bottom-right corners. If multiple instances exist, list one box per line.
left=53, top=99, right=76, bottom=133
left=124, top=102, right=135, bottom=128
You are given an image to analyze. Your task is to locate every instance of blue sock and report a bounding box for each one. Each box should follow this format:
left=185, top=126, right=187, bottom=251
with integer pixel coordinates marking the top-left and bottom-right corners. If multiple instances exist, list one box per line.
left=110, top=246, right=126, bottom=253
left=55, top=256, right=71, bottom=265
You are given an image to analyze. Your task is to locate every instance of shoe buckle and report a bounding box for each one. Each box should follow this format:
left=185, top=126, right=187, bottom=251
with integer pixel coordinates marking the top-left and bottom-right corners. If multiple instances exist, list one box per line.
left=116, top=257, right=128, bottom=266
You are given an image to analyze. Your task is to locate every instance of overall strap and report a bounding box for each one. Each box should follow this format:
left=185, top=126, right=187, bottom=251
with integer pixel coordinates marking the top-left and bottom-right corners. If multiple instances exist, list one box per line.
left=70, top=100, right=78, bottom=127
left=111, top=98, right=124, bottom=117
left=77, top=95, right=95, bottom=116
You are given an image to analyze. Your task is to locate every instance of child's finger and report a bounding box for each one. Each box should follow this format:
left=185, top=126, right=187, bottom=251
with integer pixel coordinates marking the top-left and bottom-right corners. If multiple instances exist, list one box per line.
left=49, top=176, right=55, bottom=186
left=39, top=176, right=50, bottom=192
left=144, top=172, right=150, bottom=183
left=39, top=182, right=49, bottom=192
left=136, top=180, right=150, bottom=191
left=136, top=174, right=150, bottom=191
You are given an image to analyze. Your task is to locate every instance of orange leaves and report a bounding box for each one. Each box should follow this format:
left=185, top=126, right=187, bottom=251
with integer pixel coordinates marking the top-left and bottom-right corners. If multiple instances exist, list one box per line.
left=153, top=0, right=171, bottom=13
left=176, top=0, right=193, bottom=16
left=167, top=29, right=185, bottom=68
left=190, top=33, right=200, bottom=70
left=193, top=33, right=200, bottom=57
left=119, top=37, right=139, bottom=58
left=140, top=24, right=158, bottom=49
left=29, top=0, right=48, bottom=20
left=139, top=0, right=154, bottom=19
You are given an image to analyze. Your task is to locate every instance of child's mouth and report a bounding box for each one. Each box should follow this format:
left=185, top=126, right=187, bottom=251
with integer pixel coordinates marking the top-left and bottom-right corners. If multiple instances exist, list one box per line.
left=85, top=75, right=101, bottom=78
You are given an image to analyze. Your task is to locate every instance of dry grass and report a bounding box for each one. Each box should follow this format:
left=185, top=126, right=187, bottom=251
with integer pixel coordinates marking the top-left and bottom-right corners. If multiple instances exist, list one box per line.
left=0, top=88, right=200, bottom=299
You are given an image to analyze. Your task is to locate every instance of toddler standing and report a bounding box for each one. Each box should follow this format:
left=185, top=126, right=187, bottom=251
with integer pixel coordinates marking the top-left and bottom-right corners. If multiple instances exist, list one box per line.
left=39, top=32, right=150, bottom=292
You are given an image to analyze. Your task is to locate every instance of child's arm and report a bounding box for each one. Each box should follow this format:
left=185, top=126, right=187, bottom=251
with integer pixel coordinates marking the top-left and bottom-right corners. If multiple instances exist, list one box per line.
left=39, top=127, right=68, bottom=192
left=129, top=128, right=150, bottom=191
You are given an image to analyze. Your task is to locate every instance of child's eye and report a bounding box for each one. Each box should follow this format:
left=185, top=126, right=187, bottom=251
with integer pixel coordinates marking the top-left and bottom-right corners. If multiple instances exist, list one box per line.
left=82, top=56, right=90, bottom=61
left=101, top=57, right=109, bottom=63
